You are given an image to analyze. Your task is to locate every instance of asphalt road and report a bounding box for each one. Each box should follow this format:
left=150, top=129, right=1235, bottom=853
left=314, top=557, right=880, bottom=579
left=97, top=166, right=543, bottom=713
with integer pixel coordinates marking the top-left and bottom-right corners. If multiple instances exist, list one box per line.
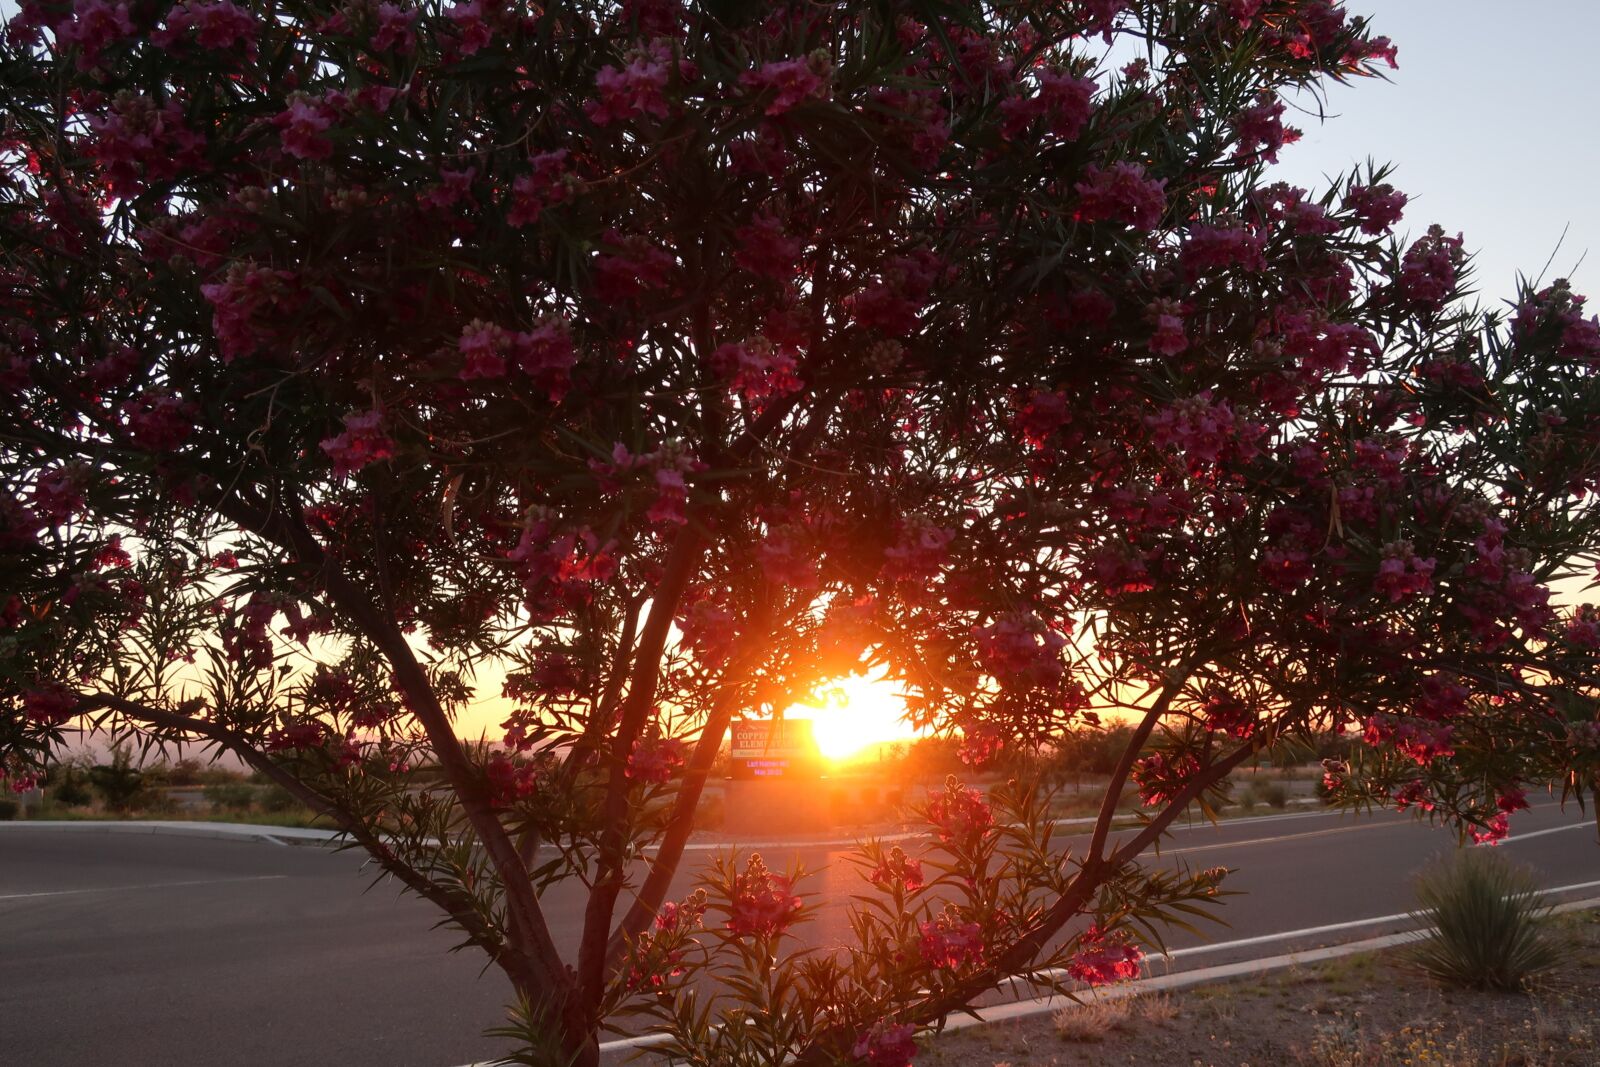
left=2, top=803, right=1597, bottom=1067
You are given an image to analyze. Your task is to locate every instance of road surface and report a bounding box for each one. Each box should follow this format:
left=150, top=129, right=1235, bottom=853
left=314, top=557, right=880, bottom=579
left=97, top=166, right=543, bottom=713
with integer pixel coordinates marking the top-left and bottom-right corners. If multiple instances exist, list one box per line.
left=2, top=803, right=1596, bottom=1066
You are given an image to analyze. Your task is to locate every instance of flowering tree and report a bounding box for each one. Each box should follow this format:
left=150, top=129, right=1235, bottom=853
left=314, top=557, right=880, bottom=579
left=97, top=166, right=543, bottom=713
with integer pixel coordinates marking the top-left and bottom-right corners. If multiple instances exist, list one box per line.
left=3, top=0, right=1599, bottom=1062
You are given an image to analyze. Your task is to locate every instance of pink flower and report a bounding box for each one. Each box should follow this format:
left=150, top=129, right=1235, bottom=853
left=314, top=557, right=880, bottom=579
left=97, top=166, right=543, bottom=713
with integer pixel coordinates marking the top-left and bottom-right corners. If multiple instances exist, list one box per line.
left=1181, top=224, right=1266, bottom=274
left=1001, top=68, right=1096, bottom=140
left=707, top=336, right=801, bottom=402
left=1074, top=162, right=1167, bottom=230
left=757, top=525, right=818, bottom=589
left=626, top=736, right=686, bottom=784
left=972, top=612, right=1065, bottom=689
left=733, top=213, right=803, bottom=280
left=1231, top=93, right=1300, bottom=163
left=486, top=752, right=539, bottom=806
left=919, top=907, right=984, bottom=969
left=445, top=0, right=494, bottom=55
left=122, top=391, right=195, bottom=452
left=200, top=262, right=299, bottom=361
left=1067, top=925, right=1143, bottom=986
left=1397, top=225, right=1464, bottom=312
left=1078, top=0, right=1130, bottom=42
left=1343, top=183, right=1408, bottom=235
left=882, top=515, right=955, bottom=581
left=1199, top=687, right=1256, bottom=739
left=56, top=0, right=134, bottom=66
left=1132, top=751, right=1200, bottom=806
left=272, top=96, right=338, bottom=161
left=924, top=777, right=993, bottom=845
left=456, top=317, right=577, bottom=400
left=512, top=317, right=578, bottom=402
left=1146, top=298, right=1188, bottom=356
left=726, top=854, right=803, bottom=938
left=587, top=42, right=673, bottom=125
left=84, top=92, right=207, bottom=197
left=1145, top=392, right=1263, bottom=471
left=852, top=1022, right=917, bottom=1067
left=678, top=597, right=737, bottom=666
left=867, top=846, right=924, bottom=893
left=505, top=150, right=572, bottom=227
left=1373, top=541, right=1436, bottom=603
left=154, top=0, right=259, bottom=54
left=741, top=54, right=832, bottom=115
left=458, top=320, right=508, bottom=379
left=23, top=683, right=78, bottom=725
left=1228, top=0, right=1265, bottom=27
left=266, top=721, right=330, bottom=752
left=1470, top=813, right=1509, bottom=846
left=320, top=409, right=396, bottom=477
left=371, top=2, right=418, bottom=53
left=592, top=233, right=676, bottom=302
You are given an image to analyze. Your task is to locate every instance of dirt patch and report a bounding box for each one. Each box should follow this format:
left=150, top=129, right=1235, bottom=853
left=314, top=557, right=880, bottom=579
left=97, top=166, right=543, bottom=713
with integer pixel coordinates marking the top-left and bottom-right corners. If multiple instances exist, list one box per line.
left=920, top=909, right=1600, bottom=1067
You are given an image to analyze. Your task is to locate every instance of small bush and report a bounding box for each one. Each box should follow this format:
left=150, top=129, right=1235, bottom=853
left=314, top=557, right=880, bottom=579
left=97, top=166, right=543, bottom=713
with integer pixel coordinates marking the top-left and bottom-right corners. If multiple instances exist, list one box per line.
left=1257, top=782, right=1289, bottom=809
left=258, top=784, right=301, bottom=813
left=50, top=772, right=94, bottom=808
left=1052, top=995, right=1132, bottom=1042
left=204, top=782, right=259, bottom=811
left=89, top=747, right=148, bottom=812
left=0, top=798, right=18, bottom=820
left=1406, top=850, right=1566, bottom=991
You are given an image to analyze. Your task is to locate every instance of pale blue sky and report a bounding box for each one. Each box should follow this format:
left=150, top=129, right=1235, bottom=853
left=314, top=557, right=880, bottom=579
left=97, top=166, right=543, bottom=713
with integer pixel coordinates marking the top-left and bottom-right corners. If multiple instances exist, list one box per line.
left=1279, top=0, right=1599, bottom=304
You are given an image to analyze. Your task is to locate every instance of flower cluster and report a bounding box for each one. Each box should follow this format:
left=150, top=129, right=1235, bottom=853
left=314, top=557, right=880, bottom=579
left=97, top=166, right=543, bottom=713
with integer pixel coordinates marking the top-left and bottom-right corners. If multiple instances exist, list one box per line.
left=918, top=905, right=984, bottom=970
left=625, top=735, right=686, bottom=784
left=320, top=410, right=396, bottom=478
left=867, top=846, right=924, bottom=894
left=972, top=612, right=1066, bottom=689
left=851, top=1021, right=917, bottom=1067
left=1074, top=162, right=1167, bottom=230
left=1067, top=925, right=1144, bottom=986
left=924, top=777, right=993, bottom=846
left=726, top=854, right=803, bottom=938
left=485, top=752, right=538, bottom=807
left=741, top=52, right=832, bottom=115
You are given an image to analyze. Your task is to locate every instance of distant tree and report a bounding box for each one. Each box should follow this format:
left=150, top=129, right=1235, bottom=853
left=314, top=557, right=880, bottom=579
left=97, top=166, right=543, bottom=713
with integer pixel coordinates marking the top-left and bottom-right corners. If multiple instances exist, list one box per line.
left=3, top=1, right=1598, bottom=1063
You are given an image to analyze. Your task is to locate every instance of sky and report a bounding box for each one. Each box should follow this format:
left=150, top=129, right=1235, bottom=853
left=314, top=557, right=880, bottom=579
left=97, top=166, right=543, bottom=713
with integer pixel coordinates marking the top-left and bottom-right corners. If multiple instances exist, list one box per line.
left=1276, top=0, right=1599, bottom=304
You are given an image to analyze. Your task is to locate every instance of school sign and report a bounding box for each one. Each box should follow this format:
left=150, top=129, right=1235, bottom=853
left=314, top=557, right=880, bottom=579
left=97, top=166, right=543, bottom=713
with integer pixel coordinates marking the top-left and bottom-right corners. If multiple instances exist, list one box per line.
left=729, top=718, right=821, bottom=781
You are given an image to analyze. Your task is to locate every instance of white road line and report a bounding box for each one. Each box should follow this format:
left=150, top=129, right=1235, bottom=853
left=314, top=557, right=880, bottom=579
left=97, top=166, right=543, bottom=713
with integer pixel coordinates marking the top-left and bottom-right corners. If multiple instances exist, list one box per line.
left=0, top=874, right=289, bottom=902
left=1494, top=822, right=1595, bottom=844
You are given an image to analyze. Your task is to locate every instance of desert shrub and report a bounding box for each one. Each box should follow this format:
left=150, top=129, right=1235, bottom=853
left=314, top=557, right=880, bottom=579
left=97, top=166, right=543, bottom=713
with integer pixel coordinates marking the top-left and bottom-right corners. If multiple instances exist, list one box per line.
left=204, top=783, right=259, bottom=812
left=49, top=768, right=94, bottom=807
left=1406, top=850, right=1566, bottom=991
left=1256, top=782, right=1289, bottom=809
left=88, top=748, right=148, bottom=812
left=257, top=784, right=301, bottom=813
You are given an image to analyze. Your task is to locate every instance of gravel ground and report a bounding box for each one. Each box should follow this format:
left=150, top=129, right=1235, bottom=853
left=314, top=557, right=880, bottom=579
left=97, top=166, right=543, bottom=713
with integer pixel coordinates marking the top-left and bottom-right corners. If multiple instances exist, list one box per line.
left=919, top=909, right=1600, bottom=1067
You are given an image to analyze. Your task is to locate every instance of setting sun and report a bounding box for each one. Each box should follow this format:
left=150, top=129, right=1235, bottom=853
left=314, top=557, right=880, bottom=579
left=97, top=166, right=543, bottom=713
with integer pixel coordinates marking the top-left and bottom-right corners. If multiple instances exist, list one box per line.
left=791, top=669, right=923, bottom=760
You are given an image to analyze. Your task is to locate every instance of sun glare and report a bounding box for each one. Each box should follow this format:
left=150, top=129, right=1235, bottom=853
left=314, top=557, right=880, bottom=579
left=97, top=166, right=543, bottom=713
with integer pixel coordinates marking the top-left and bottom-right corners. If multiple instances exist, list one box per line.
left=795, top=669, right=921, bottom=761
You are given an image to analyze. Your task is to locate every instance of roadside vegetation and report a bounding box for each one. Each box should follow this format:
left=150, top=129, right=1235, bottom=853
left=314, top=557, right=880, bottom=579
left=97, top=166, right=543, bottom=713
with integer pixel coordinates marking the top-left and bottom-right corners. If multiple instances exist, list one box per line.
left=2, top=747, right=327, bottom=828
left=920, top=904, right=1600, bottom=1067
